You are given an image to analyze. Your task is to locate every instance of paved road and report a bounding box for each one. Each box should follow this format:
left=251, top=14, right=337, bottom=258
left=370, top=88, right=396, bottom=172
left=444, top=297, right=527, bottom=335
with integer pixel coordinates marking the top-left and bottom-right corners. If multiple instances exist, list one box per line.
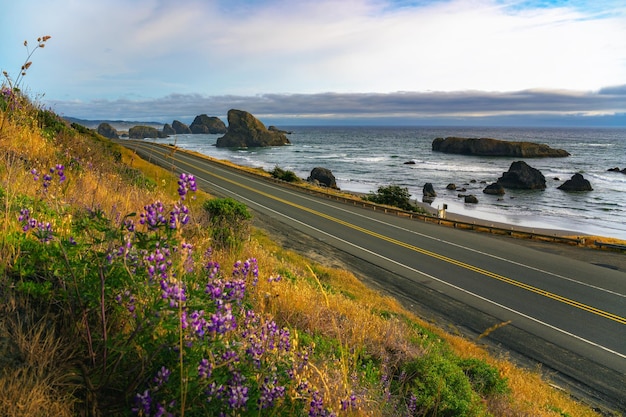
left=118, top=140, right=626, bottom=413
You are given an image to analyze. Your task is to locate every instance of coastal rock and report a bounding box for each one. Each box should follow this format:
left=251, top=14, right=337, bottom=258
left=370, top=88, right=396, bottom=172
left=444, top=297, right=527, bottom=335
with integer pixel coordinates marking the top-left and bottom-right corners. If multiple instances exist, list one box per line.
left=423, top=183, right=437, bottom=198
left=464, top=194, right=479, bottom=204
left=307, top=167, right=338, bottom=189
left=557, top=173, right=593, bottom=191
left=172, top=120, right=192, bottom=134
left=268, top=126, right=293, bottom=134
left=404, top=160, right=416, bottom=165
left=216, top=109, right=290, bottom=148
left=162, top=123, right=175, bottom=136
left=432, top=137, right=570, bottom=157
left=446, top=183, right=456, bottom=190
left=190, top=114, right=227, bottom=134
left=97, top=122, right=119, bottom=139
left=129, top=125, right=167, bottom=139
left=607, top=167, right=626, bottom=175
left=497, top=161, right=546, bottom=190
left=483, top=183, right=505, bottom=195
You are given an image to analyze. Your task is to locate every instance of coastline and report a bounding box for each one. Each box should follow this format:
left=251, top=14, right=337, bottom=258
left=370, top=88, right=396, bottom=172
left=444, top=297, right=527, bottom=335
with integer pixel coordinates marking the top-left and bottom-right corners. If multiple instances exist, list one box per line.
left=187, top=146, right=626, bottom=250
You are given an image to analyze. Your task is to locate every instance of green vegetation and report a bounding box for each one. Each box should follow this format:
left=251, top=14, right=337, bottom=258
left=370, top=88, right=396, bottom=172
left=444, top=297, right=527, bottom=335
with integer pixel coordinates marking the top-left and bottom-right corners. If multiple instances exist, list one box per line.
left=364, top=184, right=418, bottom=212
left=203, top=197, right=252, bottom=251
left=0, top=37, right=603, bottom=417
left=270, top=165, right=300, bottom=183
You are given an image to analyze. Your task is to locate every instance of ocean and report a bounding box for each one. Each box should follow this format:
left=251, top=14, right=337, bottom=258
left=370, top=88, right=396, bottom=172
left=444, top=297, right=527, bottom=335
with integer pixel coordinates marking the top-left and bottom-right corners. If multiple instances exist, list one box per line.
left=148, top=126, right=626, bottom=240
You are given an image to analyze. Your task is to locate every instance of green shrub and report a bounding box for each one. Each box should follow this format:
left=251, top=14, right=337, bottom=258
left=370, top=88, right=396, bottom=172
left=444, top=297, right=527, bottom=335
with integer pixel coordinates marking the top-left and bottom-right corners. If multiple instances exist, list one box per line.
left=270, top=166, right=300, bottom=183
left=458, top=358, right=510, bottom=396
left=396, top=354, right=483, bottom=416
left=203, top=197, right=252, bottom=250
left=364, top=184, right=416, bottom=212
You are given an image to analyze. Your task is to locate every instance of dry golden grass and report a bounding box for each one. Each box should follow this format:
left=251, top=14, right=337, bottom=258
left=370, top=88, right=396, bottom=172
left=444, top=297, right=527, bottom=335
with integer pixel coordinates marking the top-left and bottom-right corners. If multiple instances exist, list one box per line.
left=0, top=307, right=78, bottom=417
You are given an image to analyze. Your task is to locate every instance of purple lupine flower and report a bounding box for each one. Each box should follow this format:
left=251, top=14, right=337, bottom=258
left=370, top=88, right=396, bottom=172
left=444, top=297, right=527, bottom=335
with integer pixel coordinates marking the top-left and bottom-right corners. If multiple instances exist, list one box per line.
left=182, top=310, right=208, bottom=338
left=177, top=173, right=197, bottom=200
left=340, top=392, right=358, bottom=411
left=208, top=303, right=236, bottom=334
left=55, top=164, right=66, bottom=182
left=115, top=290, right=137, bottom=316
left=124, top=218, right=136, bottom=232
left=198, top=358, right=213, bottom=379
left=160, top=278, right=186, bottom=308
left=139, top=201, right=167, bottom=230
left=30, top=169, right=39, bottom=181
left=169, top=202, right=189, bottom=229
left=205, top=260, right=220, bottom=280
left=153, top=366, right=171, bottom=388
left=132, top=389, right=152, bottom=415
left=205, top=278, right=246, bottom=305
left=309, top=391, right=325, bottom=417
left=258, top=376, right=286, bottom=409
left=407, top=393, right=417, bottom=415
left=19, top=211, right=54, bottom=243
left=226, top=372, right=248, bottom=410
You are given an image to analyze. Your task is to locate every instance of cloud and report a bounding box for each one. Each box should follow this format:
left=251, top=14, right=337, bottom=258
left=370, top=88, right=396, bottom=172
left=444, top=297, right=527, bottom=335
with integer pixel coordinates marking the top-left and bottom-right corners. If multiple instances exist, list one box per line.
left=49, top=85, right=626, bottom=125
left=2, top=0, right=625, bottom=103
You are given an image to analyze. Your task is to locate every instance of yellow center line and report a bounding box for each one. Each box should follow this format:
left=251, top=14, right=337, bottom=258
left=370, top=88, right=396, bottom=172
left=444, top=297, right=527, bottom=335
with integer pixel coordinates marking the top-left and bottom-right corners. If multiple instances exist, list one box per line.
left=139, top=143, right=626, bottom=325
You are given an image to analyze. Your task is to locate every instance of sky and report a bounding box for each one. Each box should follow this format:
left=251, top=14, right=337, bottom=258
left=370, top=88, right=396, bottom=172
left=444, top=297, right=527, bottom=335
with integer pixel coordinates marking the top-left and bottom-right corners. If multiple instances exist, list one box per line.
left=1, top=0, right=625, bottom=126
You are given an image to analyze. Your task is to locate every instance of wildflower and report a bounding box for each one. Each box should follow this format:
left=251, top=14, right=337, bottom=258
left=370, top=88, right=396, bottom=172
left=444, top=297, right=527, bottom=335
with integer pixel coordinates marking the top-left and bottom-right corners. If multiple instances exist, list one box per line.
left=169, top=202, right=189, bottom=229
left=226, top=372, right=249, bottom=410
left=205, top=260, right=220, bottom=280
left=177, top=173, right=197, bottom=200
left=160, top=278, right=186, bottom=308
left=198, top=358, right=213, bottom=379
left=153, top=366, right=171, bottom=389
left=340, top=392, right=358, bottom=411
left=132, top=389, right=152, bottom=415
left=258, top=376, right=286, bottom=409
left=140, top=201, right=167, bottom=230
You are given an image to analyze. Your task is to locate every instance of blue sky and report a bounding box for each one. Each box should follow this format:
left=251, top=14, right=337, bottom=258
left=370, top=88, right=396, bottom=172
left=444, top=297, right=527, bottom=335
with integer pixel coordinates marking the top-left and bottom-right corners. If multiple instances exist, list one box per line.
left=1, top=0, right=625, bottom=126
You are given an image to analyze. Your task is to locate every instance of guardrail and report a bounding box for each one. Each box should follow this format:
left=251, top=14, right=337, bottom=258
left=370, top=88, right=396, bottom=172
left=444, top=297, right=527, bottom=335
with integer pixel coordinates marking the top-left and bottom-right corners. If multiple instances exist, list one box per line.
left=594, top=241, right=626, bottom=251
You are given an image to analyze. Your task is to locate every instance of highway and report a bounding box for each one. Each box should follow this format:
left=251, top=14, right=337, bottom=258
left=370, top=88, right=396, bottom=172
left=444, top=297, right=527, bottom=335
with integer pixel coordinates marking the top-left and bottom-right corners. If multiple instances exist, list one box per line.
left=117, top=140, right=626, bottom=412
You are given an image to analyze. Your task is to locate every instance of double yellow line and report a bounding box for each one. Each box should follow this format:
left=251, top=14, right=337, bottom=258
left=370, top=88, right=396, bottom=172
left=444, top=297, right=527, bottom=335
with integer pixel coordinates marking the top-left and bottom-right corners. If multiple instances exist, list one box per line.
left=145, top=143, right=626, bottom=325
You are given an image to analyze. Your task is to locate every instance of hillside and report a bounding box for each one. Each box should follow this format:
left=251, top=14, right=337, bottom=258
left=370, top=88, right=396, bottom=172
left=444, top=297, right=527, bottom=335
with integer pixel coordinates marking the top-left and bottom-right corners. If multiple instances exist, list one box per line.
left=0, top=89, right=607, bottom=416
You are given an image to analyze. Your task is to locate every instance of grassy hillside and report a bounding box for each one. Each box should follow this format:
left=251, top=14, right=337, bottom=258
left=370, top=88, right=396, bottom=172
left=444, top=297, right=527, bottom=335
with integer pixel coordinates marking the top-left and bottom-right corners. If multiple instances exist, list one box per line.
left=0, top=88, right=606, bottom=416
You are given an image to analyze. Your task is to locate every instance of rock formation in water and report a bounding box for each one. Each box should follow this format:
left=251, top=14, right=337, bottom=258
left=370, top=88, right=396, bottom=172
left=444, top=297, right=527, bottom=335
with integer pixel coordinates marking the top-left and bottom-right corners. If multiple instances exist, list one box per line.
left=97, top=122, right=119, bottom=139
left=432, top=137, right=570, bottom=157
left=190, top=114, right=227, bottom=134
left=216, top=109, right=290, bottom=148
left=129, top=125, right=166, bottom=139
left=557, top=173, right=593, bottom=191
left=497, top=161, right=546, bottom=190
left=162, top=123, right=175, bottom=136
left=172, top=120, right=192, bottom=134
